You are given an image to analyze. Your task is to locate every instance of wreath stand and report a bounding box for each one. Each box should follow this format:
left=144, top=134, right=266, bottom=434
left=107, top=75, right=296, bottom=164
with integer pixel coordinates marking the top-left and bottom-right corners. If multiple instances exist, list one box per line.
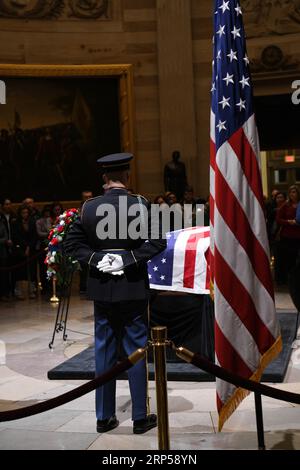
left=49, top=268, right=75, bottom=350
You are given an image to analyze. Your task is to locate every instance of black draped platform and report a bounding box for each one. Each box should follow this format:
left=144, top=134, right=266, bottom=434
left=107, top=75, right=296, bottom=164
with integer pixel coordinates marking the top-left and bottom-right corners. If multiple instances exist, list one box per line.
left=48, top=293, right=297, bottom=383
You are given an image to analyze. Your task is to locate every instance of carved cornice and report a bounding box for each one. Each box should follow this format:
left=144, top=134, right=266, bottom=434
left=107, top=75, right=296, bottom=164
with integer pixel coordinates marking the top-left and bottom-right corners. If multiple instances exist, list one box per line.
left=0, top=63, right=132, bottom=77
left=251, top=45, right=299, bottom=74
left=0, top=0, right=110, bottom=19
left=68, top=0, right=109, bottom=19
left=242, top=0, right=300, bottom=37
left=0, top=0, right=64, bottom=18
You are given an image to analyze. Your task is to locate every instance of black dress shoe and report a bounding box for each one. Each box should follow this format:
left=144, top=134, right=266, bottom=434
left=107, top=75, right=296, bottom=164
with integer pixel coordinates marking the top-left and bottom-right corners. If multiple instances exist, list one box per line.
left=133, top=414, right=157, bottom=434
left=96, top=415, right=119, bottom=433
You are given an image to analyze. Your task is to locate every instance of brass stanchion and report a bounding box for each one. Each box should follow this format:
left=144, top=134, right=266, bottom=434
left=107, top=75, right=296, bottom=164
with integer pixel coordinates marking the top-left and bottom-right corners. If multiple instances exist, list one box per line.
left=146, top=303, right=151, bottom=415
left=175, top=346, right=195, bottom=363
left=128, top=348, right=146, bottom=365
left=50, top=276, right=59, bottom=303
left=151, top=326, right=170, bottom=451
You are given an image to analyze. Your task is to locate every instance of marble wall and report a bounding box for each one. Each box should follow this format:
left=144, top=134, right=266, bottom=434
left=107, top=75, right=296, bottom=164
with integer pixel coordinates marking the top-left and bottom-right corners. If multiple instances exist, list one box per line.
left=0, top=0, right=300, bottom=198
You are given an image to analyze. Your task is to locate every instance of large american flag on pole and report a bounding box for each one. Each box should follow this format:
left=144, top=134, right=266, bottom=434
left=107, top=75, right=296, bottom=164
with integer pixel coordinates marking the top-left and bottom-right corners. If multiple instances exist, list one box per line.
left=148, top=227, right=210, bottom=295
left=210, top=0, right=282, bottom=431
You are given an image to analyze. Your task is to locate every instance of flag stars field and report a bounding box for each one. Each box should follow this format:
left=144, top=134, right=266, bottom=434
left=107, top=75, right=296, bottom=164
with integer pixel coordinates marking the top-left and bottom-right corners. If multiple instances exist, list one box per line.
left=243, top=54, right=250, bottom=65
left=217, top=25, right=226, bottom=37
left=219, top=1, right=230, bottom=13
left=239, top=75, right=250, bottom=89
left=231, top=26, right=241, bottom=39
left=227, top=49, right=238, bottom=62
left=235, top=3, right=242, bottom=16
left=148, top=228, right=210, bottom=294
left=217, top=120, right=227, bottom=132
left=222, top=73, right=234, bottom=86
left=236, top=98, right=246, bottom=111
left=219, top=96, right=231, bottom=109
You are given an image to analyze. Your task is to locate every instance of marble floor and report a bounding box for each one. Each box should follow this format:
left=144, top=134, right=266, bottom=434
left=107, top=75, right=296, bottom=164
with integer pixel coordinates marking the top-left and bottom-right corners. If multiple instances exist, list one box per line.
left=0, top=286, right=300, bottom=450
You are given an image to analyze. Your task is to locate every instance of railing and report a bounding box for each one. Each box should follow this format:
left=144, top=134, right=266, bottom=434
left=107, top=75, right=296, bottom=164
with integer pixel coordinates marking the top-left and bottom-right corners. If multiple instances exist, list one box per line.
left=1, top=326, right=300, bottom=451
left=0, top=350, right=145, bottom=422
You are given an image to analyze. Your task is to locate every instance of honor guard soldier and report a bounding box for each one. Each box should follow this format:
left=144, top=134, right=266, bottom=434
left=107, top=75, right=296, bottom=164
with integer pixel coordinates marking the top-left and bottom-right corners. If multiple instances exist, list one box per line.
left=64, top=153, right=166, bottom=434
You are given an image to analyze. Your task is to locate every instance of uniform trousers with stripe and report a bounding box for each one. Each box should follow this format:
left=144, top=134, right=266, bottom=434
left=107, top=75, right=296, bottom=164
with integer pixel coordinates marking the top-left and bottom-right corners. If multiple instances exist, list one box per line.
left=94, top=299, right=148, bottom=421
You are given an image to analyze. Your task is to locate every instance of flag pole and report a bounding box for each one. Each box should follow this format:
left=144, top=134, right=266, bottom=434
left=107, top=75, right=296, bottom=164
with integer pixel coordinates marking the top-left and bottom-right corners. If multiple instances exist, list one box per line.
left=254, top=392, right=265, bottom=450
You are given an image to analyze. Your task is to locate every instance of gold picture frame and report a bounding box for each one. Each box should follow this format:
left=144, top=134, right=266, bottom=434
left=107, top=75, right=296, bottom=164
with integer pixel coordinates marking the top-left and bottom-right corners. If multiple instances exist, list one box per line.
left=0, top=63, right=136, bottom=203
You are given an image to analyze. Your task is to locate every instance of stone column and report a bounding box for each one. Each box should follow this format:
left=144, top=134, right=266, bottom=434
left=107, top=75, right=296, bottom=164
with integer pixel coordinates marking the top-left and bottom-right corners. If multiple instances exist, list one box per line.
left=156, top=0, right=198, bottom=193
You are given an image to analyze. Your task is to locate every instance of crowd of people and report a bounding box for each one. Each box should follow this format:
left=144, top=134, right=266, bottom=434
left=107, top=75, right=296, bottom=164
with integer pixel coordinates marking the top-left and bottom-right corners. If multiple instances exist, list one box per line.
left=1, top=184, right=300, bottom=302
left=266, top=185, right=300, bottom=288
left=0, top=197, right=68, bottom=301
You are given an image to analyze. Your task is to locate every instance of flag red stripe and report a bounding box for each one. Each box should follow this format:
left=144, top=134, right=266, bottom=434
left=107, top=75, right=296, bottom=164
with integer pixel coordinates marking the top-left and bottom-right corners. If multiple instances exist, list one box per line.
left=209, top=249, right=215, bottom=284
left=204, top=248, right=211, bottom=290
left=228, top=129, right=265, bottom=210
left=215, top=321, right=253, bottom=378
left=210, top=194, right=215, bottom=226
left=211, top=1, right=280, bottom=430
left=183, top=234, right=199, bottom=289
left=183, top=231, right=210, bottom=289
left=215, top=165, right=274, bottom=299
left=214, top=246, right=276, bottom=354
left=210, top=139, right=216, bottom=170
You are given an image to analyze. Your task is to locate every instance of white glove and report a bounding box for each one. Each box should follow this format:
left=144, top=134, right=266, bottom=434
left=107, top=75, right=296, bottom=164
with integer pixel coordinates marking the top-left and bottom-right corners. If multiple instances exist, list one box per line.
left=97, top=254, right=124, bottom=276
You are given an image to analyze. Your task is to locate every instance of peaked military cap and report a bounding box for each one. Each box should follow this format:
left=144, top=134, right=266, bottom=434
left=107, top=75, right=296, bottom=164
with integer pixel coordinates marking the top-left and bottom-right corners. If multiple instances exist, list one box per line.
left=97, top=153, right=133, bottom=171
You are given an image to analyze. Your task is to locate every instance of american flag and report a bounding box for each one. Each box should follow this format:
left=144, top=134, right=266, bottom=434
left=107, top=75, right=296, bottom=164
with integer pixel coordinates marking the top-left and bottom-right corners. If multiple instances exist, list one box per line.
left=210, top=0, right=282, bottom=431
left=148, top=227, right=210, bottom=295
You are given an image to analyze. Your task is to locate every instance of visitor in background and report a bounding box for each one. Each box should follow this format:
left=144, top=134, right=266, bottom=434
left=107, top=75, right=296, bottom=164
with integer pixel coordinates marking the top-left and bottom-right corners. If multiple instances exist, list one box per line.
left=154, top=195, right=166, bottom=206
left=182, top=186, right=206, bottom=227
left=36, top=205, right=52, bottom=295
left=0, top=198, right=16, bottom=299
left=271, top=192, right=287, bottom=285
left=81, top=190, right=93, bottom=203
left=289, top=202, right=300, bottom=311
left=165, top=191, right=178, bottom=207
left=12, top=205, right=38, bottom=300
left=50, top=202, right=64, bottom=223
left=0, top=216, right=9, bottom=301
left=165, top=192, right=183, bottom=231
left=276, top=185, right=300, bottom=285
left=23, top=197, right=41, bottom=222
left=266, top=188, right=280, bottom=241
left=79, top=191, right=93, bottom=297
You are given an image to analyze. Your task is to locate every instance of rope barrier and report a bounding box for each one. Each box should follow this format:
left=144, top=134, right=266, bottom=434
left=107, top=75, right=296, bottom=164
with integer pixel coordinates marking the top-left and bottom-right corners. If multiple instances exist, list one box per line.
left=176, top=347, right=300, bottom=405
left=2, top=339, right=300, bottom=435
left=0, top=349, right=145, bottom=422
left=0, top=249, right=46, bottom=272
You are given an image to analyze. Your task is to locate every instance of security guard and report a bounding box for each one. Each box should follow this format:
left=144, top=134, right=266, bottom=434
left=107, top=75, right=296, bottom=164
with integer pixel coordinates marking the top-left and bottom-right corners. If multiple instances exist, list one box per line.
left=64, top=153, right=166, bottom=434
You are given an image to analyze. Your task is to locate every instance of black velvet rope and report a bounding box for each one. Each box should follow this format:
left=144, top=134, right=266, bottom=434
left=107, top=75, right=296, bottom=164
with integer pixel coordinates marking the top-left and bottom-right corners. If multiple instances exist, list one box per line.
left=0, top=249, right=45, bottom=272
left=0, top=357, right=133, bottom=422
left=191, top=353, right=300, bottom=404
left=2, top=346, right=300, bottom=423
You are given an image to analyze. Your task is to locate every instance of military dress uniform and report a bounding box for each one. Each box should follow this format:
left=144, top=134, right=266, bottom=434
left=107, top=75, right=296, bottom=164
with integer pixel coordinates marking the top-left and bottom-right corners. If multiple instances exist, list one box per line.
left=64, top=154, right=166, bottom=433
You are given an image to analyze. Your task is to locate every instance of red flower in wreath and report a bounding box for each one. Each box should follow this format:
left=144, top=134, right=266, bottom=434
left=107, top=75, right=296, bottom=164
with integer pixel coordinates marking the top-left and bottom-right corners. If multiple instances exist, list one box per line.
left=46, top=208, right=80, bottom=284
